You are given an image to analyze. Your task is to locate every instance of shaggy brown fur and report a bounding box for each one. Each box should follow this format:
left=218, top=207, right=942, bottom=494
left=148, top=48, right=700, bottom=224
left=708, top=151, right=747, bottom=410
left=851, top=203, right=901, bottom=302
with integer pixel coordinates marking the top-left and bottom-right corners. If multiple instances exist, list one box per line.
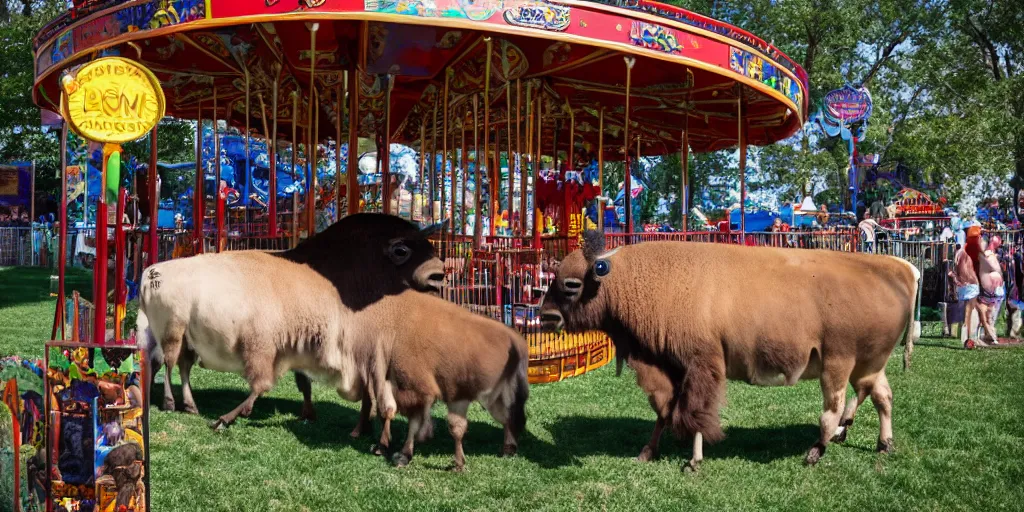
left=139, top=214, right=446, bottom=430
left=349, top=290, right=529, bottom=471
left=541, top=231, right=920, bottom=468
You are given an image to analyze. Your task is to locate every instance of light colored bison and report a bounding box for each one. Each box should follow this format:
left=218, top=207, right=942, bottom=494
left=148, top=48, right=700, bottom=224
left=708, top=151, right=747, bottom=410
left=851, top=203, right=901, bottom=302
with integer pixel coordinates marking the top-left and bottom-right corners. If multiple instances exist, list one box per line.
left=138, top=213, right=445, bottom=429
left=540, top=231, right=920, bottom=469
left=351, top=289, right=529, bottom=470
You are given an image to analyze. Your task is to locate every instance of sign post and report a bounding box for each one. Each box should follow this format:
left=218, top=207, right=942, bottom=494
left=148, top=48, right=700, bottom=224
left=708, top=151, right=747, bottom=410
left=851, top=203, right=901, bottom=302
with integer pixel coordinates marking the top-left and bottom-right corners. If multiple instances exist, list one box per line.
left=814, top=85, right=873, bottom=214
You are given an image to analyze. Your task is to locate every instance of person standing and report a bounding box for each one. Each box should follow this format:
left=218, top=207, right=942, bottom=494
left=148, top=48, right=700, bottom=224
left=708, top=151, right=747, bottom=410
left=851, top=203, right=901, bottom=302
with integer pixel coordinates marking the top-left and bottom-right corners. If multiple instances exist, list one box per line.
left=978, top=235, right=1005, bottom=344
left=857, top=211, right=886, bottom=253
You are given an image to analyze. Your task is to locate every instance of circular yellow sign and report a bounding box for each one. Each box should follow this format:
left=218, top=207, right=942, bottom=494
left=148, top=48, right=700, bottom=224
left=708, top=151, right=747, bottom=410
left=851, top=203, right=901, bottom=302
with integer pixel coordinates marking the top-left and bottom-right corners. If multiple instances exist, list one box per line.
left=60, top=57, right=166, bottom=144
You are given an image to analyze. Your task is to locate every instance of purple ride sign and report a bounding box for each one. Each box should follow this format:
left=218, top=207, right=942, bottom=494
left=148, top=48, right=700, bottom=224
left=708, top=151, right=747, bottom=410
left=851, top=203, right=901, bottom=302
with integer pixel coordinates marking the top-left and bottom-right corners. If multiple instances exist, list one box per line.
left=823, top=85, right=872, bottom=124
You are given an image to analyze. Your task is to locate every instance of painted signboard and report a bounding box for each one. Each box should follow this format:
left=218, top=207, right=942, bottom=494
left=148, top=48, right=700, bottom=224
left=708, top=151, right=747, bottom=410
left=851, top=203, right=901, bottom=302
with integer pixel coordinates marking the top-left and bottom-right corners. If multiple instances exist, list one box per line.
left=823, top=84, right=872, bottom=124
left=60, top=57, right=166, bottom=144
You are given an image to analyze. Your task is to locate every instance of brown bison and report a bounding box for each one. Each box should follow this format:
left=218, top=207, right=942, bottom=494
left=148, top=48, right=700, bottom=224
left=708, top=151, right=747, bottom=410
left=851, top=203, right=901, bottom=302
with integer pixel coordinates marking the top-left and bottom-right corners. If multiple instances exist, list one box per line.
left=540, top=231, right=920, bottom=469
left=139, top=213, right=446, bottom=430
left=351, top=289, right=529, bottom=470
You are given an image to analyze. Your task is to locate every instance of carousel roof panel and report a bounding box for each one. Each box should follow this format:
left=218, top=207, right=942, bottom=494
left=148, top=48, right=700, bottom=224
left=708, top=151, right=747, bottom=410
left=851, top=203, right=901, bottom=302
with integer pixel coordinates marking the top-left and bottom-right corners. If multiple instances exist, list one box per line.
left=34, top=0, right=808, bottom=155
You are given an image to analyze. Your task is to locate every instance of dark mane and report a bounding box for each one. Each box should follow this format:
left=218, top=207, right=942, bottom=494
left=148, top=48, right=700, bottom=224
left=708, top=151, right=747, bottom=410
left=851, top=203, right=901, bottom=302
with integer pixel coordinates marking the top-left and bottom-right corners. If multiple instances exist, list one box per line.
left=276, top=213, right=433, bottom=311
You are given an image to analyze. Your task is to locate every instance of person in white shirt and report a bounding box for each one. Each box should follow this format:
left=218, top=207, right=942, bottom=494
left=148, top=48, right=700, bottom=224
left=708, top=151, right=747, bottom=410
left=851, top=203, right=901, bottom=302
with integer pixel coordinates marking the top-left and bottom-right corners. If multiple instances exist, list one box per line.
left=857, top=212, right=886, bottom=253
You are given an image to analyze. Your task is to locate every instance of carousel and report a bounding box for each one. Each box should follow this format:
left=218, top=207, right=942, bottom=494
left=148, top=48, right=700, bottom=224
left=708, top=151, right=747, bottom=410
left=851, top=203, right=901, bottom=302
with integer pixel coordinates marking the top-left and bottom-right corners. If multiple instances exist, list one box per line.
left=27, top=2, right=807, bottom=508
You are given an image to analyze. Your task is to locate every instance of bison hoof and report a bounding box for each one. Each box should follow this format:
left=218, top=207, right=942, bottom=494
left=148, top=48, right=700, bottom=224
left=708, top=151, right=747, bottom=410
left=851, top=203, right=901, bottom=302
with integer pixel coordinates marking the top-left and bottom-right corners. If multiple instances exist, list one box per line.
left=682, top=459, right=700, bottom=473
left=876, top=438, right=894, bottom=454
left=804, top=443, right=826, bottom=466
left=370, top=444, right=387, bottom=456
left=161, top=398, right=176, bottom=412
left=210, top=419, right=230, bottom=432
left=830, top=428, right=848, bottom=444
left=299, top=406, right=317, bottom=423
left=391, top=452, right=411, bottom=468
left=636, top=446, right=658, bottom=462
left=449, top=462, right=465, bottom=473
left=183, top=403, right=199, bottom=415
left=501, top=444, right=518, bottom=457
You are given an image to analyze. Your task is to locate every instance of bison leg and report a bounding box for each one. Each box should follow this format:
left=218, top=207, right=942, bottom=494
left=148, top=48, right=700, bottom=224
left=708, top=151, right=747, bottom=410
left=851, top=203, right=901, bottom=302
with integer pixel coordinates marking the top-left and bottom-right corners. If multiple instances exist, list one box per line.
left=446, top=401, right=471, bottom=471
left=683, top=432, right=703, bottom=473
left=350, top=395, right=372, bottom=438
left=870, top=372, right=894, bottom=454
left=806, top=360, right=853, bottom=465
left=637, top=417, right=666, bottom=462
left=832, top=368, right=881, bottom=443
left=294, top=372, right=317, bottom=423
left=178, top=347, right=199, bottom=415
left=159, top=327, right=186, bottom=412
left=210, top=361, right=274, bottom=430
left=392, top=405, right=429, bottom=468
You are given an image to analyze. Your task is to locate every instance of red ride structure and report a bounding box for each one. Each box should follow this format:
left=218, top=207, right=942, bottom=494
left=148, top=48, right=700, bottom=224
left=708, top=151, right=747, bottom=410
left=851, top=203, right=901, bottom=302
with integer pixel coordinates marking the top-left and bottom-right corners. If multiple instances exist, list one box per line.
left=34, top=0, right=808, bottom=382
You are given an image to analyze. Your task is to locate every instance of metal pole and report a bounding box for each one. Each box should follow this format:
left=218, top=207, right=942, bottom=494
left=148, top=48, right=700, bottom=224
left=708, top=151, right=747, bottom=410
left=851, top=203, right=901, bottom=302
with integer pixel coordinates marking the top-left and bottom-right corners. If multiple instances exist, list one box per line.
left=442, top=69, right=451, bottom=228
left=506, top=81, right=513, bottom=227
left=533, top=90, right=542, bottom=248
left=382, top=74, right=394, bottom=215
left=738, top=95, right=746, bottom=236
left=269, top=64, right=280, bottom=235
left=214, top=88, right=223, bottom=252
left=484, top=37, right=494, bottom=237
left=598, top=106, right=605, bottom=231
left=623, top=57, right=635, bottom=239
left=291, top=91, right=299, bottom=244
left=148, top=127, right=158, bottom=266
left=54, top=121, right=68, bottom=340
left=430, top=97, right=439, bottom=223
left=473, top=94, right=481, bottom=247
left=244, top=68, right=251, bottom=228
left=339, top=80, right=348, bottom=221
left=516, top=79, right=524, bottom=235
left=113, top=188, right=126, bottom=339
left=681, top=119, right=690, bottom=232
left=460, top=106, right=468, bottom=235
left=195, top=99, right=204, bottom=254
left=307, top=22, right=319, bottom=234
left=347, top=68, right=360, bottom=216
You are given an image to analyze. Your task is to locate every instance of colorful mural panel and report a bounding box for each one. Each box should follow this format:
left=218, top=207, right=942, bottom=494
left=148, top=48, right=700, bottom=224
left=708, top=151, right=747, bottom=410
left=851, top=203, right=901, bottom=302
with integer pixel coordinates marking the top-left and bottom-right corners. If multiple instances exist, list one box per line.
left=35, top=0, right=206, bottom=79
left=366, top=0, right=503, bottom=20
left=502, top=2, right=571, bottom=31
left=730, top=46, right=803, bottom=113
left=628, top=21, right=682, bottom=54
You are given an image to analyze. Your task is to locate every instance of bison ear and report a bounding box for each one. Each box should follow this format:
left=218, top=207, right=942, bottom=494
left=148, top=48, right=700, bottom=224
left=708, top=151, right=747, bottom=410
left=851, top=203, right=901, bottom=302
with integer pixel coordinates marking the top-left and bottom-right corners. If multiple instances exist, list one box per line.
left=419, top=218, right=448, bottom=237
left=581, top=229, right=605, bottom=263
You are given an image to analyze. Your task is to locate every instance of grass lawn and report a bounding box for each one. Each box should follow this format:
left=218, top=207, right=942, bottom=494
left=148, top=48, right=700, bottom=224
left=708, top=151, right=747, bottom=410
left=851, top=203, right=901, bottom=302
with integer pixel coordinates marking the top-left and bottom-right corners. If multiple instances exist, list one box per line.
left=2, top=266, right=1024, bottom=511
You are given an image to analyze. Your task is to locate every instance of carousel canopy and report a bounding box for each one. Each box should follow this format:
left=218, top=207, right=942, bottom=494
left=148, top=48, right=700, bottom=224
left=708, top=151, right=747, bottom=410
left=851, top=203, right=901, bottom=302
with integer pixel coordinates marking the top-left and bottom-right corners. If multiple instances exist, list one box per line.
left=34, top=0, right=808, bottom=157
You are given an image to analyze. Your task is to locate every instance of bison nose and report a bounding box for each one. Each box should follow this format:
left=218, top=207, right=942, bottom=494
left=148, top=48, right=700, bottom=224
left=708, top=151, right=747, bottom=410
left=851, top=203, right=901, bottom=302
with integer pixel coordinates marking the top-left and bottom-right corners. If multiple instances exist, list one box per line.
left=540, top=311, right=564, bottom=332
left=425, top=272, right=445, bottom=293
left=562, top=278, right=583, bottom=299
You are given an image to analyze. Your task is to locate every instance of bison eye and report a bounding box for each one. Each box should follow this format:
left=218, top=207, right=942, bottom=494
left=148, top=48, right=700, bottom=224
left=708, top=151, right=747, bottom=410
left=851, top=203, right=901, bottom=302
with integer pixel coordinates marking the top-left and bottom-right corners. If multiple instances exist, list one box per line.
left=594, top=259, right=611, bottom=277
left=388, top=241, right=412, bottom=265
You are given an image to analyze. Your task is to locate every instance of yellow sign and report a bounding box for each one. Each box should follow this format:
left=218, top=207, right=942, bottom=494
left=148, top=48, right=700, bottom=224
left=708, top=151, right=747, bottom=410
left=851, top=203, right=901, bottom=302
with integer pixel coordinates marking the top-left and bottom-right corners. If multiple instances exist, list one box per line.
left=60, top=57, right=165, bottom=144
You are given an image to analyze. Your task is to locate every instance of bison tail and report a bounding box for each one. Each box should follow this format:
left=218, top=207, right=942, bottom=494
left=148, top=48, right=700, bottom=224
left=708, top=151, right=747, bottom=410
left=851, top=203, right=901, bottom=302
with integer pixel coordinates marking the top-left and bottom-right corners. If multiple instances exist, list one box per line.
left=670, top=362, right=725, bottom=444
left=136, top=309, right=162, bottom=404
left=509, top=362, right=529, bottom=439
left=902, top=261, right=922, bottom=371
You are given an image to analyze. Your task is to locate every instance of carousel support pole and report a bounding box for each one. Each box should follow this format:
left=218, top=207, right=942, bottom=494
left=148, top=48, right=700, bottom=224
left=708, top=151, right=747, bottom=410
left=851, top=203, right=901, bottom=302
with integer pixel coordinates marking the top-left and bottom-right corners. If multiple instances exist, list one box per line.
left=506, top=81, right=513, bottom=229
left=448, top=108, right=457, bottom=235
left=430, top=97, right=439, bottom=223
left=258, top=92, right=272, bottom=225
left=533, top=90, right=542, bottom=248
left=114, top=188, right=126, bottom=340
left=244, top=68, right=251, bottom=228
left=483, top=37, right=494, bottom=237
left=269, top=64, right=281, bottom=236
left=597, top=106, right=605, bottom=231
left=623, top=57, right=635, bottom=241
left=148, top=127, right=159, bottom=266
left=418, top=114, right=426, bottom=222
left=442, top=69, right=451, bottom=234
left=195, top=99, right=204, bottom=254
left=516, top=79, right=524, bottom=235
left=681, top=120, right=690, bottom=232
left=525, top=82, right=533, bottom=236
left=382, top=74, right=394, bottom=215
left=307, top=22, right=320, bottom=234
left=473, top=94, right=482, bottom=247
left=214, top=88, right=224, bottom=253
left=738, top=96, right=746, bottom=236
left=291, top=91, right=299, bottom=243
left=311, top=87, right=320, bottom=233
left=94, top=143, right=119, bottom=345
left=53, top=121, right=68, bottom=340
left=460, top=107, right=468, bottom=235
left=347, top=67, right=360, bottom=216
left=336, top=77, right=345, bottom=221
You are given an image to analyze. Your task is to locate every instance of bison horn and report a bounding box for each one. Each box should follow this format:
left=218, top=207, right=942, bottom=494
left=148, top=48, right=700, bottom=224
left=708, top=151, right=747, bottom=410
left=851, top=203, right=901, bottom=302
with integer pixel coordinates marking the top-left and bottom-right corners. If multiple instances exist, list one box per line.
left=419, top=218, right=449, bottom=237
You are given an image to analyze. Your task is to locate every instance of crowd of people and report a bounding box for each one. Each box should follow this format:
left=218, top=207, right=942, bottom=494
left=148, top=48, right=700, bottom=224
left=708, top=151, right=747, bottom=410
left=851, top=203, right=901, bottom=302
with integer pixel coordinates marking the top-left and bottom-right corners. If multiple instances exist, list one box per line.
left=0, top=205, right=33, bottom=226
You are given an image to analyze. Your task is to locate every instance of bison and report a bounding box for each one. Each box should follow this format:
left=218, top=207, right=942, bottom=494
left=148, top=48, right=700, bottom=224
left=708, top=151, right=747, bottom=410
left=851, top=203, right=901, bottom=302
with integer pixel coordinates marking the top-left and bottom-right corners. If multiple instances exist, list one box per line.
left=540, top=231, right=920, bottom=469
left=351, top=289, right=529, bottom=470
left=138, top=213, right=446, bottom=430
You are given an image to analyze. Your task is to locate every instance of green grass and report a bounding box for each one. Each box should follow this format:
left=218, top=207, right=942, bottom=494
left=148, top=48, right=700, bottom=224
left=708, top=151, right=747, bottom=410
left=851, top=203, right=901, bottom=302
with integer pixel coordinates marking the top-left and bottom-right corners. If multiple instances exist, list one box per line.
left=2, top=267, right=1024, bottom=511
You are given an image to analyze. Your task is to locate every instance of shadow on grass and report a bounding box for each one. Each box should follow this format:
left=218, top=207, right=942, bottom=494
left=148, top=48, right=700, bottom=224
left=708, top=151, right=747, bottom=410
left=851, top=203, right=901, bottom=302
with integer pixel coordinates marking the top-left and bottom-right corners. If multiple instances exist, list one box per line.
left=545, top=416, right=818, bottom=466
